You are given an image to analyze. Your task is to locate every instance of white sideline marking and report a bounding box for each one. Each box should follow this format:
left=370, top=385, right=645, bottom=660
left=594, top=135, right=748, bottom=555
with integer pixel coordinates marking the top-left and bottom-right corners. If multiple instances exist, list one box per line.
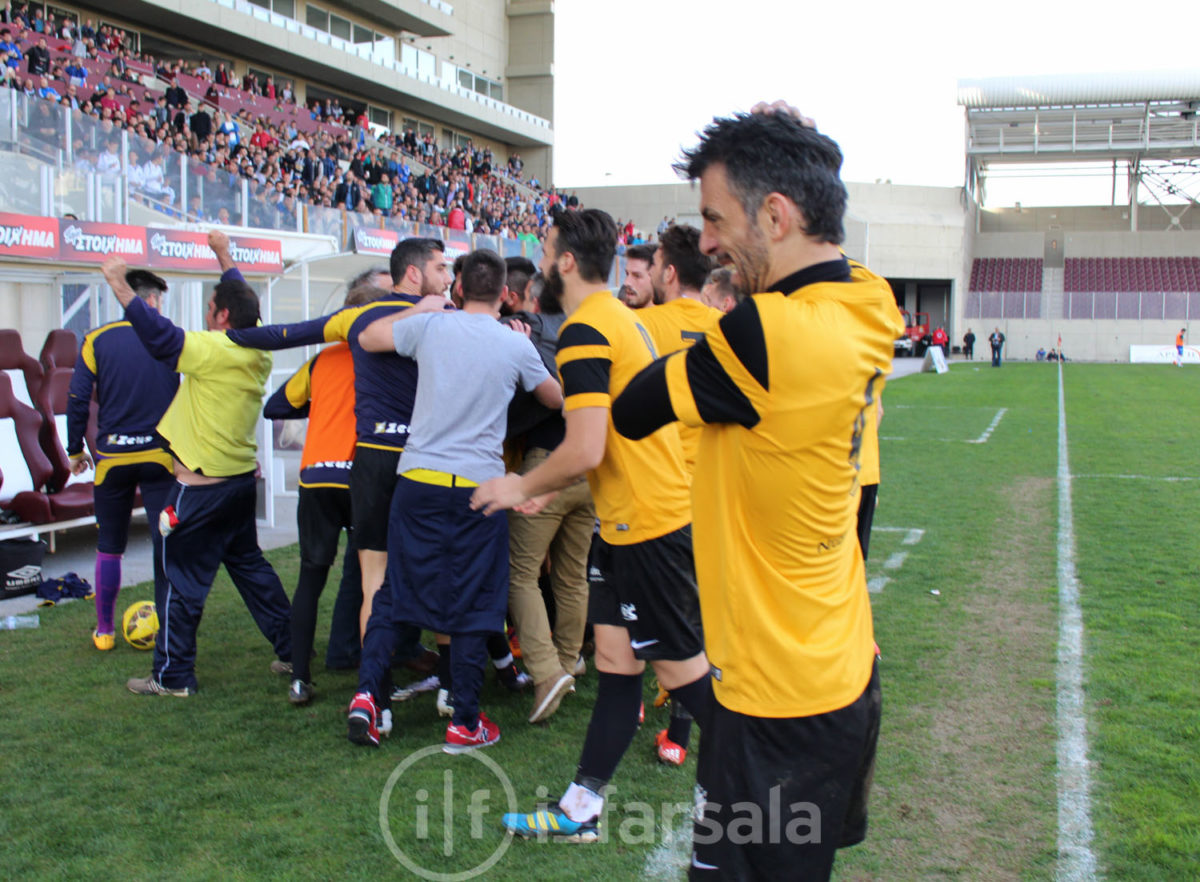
left=1055, top=362, right=1099, bottom=880
left=968, top=407, right=1008, bottom=444
left=881, top=408, right=1006, bottom=445
left=866, top=528, right=925, bottom=594
left=1073, top=474, right=1200, bottom=482
left=872, top=526, right=925, bottom=545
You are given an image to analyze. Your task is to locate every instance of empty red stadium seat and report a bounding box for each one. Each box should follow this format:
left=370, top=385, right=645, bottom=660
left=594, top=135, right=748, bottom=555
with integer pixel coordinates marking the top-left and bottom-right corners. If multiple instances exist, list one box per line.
left=38, top=329, right=77, bottom=372
left=0, top=330, right=44, bottom=409
left=0, top=373, right=93, bottom=524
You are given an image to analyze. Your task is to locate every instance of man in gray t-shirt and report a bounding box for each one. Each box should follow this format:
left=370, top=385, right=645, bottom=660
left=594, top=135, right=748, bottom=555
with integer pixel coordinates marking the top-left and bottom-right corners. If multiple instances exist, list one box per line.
left=357, top=248, right=562, bottom=753
left=392, top=307, right=549, bottom=484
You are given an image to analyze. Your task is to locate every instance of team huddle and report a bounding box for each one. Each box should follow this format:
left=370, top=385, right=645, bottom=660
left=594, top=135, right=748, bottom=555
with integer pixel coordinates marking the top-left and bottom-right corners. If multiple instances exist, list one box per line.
left=78, top=108, right=904, bottom=880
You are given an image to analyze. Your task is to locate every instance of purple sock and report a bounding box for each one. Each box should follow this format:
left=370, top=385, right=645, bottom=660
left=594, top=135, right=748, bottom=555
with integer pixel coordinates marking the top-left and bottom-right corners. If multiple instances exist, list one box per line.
left=94, top=552, right=122, bottom=634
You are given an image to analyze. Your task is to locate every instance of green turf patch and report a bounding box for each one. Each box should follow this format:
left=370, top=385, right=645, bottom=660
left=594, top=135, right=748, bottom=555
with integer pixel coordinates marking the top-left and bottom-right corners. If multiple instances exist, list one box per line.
left=1, top=362, right=1195, bottom=880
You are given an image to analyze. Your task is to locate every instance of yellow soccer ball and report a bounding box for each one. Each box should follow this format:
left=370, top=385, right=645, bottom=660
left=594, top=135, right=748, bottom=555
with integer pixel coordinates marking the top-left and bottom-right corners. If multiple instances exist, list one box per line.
left=121, top=601, right=159, bottom=651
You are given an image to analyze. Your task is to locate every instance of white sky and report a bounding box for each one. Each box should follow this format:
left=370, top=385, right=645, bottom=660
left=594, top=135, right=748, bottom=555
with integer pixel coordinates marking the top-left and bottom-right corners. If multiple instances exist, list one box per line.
left=552, top=1, right=1178, bottom=206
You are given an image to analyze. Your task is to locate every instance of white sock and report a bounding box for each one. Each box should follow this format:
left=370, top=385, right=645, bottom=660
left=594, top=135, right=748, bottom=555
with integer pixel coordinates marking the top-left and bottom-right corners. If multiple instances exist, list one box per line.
left=559, top=781, right=603, bottom=823
left=492, top=652, right=513, bottom=670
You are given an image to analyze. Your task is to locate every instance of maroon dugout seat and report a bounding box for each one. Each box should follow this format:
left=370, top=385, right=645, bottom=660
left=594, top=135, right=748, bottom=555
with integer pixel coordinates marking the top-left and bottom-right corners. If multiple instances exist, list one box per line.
left=0, top=329, right=44, bottom=408
left=0, top=373, right=93, bottom=524
left=39, top=329, right=78, bottom=372
left=37, top=367, right=97, bottom=493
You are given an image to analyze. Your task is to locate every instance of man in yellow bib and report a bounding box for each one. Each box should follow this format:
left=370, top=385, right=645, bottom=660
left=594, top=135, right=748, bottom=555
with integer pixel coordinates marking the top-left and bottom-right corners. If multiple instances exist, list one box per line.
left=101, top=232, right=291, bottom=697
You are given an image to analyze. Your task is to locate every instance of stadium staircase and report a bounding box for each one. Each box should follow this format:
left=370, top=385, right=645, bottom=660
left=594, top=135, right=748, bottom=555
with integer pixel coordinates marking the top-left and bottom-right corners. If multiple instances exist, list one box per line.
left=1042, top=265, right=1064, bottom=319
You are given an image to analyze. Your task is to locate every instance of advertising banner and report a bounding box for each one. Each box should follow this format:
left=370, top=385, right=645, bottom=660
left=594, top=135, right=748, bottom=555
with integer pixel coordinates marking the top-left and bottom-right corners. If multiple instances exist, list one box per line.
left=0, top=212, right=59, bottom=260
left=1129, top=344, right=1200, bottom=364
left=352, top=226, right=400, bottom=256
left=58, top=220, right=147, bottom=263
left=145, top=228, right=283, bottom=273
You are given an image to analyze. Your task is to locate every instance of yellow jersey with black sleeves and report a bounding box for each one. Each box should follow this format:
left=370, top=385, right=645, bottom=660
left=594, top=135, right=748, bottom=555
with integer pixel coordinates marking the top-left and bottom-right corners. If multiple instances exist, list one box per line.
left=556, top=290, right=690, bottom=545
left=611, top=257, right=905, bottom=718
left=636, top=297, right=723, bottom=476
left=227, top=295, right=421, bottom=451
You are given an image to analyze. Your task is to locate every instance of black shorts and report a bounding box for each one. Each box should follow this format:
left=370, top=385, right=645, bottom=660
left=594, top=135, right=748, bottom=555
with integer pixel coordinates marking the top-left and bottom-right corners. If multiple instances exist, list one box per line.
left=297, top=485, right=353, bottom=567
left=349, top=445, right=401, bottom=552
left=856, top=483, right=878, bottom=563
left=690, top=662, right=882, bottom=881
left=587, top=525, right=704, bottom=662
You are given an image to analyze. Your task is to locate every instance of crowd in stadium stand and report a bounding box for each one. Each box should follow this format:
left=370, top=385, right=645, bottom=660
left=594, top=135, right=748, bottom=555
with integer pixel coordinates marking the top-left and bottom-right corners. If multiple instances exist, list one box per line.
left=0, top=1, right=618, bottom=242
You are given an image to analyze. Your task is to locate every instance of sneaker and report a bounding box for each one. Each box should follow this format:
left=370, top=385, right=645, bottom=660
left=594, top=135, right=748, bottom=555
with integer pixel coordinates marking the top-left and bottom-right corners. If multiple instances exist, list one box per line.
left=378, top=708, right=394, bottom=738
left=638, top=701, right=645, bottom=726
left=497, top=663, right=533, bottom=693
left=392, top=674, right=440, bottom=702
left=528, top=672, right=574, bottom=724
left=444, top=712, right=500, bottom=754
left=347, top=691, right=380, bottom=747
left=436, top=688, right=455, bottom=718
left=127, top=675, right=194, bottom=697
left=654, top=728, right=687, bottom=766
left=510, top=635, right=522, bottom=660
left=269, top=659, right=293, bottom=675
left=572, top=655, right=586, bottom=677
left=288, top=679, right=313, bottom=706
left=92, top=630, right=114, bottom=651
left=502, top=808, right=599, bottom=843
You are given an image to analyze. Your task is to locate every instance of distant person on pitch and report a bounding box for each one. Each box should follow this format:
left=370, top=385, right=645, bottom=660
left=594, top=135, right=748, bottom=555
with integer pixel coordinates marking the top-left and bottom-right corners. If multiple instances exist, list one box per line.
left=1176, top=328, right=1186, bottom=366
left=989, top=327, right=1005, bottom=367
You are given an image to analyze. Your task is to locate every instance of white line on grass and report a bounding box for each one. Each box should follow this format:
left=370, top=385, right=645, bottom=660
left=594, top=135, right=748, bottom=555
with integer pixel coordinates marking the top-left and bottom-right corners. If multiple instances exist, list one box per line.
left=1055, top=362, right=1099, bottom=881
left=968, top=407, right=1008, bottom=444
left=1073, top=474, right=1200, bottom=482
left=881, top=409, right=1007, bottom=444
left=867, top=576, right=890, bottom=594
left=871, top=527, right=925, bottom=545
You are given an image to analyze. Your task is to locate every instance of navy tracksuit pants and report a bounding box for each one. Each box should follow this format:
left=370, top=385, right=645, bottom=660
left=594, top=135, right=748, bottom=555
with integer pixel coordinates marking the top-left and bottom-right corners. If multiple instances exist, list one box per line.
left=153, top=473, right=291, bottom=691
left=358, top=476, right=508, bottom=729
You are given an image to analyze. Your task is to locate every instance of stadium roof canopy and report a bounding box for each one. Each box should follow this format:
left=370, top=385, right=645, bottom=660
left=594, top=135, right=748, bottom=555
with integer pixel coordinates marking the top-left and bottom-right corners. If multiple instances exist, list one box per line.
left=958, top=71, right=1200, bottom=165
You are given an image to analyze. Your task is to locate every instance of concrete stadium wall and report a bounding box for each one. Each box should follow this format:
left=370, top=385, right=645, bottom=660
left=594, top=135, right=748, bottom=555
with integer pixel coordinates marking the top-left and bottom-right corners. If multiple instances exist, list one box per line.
left=982, top=318, right=1184, bottom=363
left=980, top=203, right=1200, bottom=233
left=1060, top=230, right=1200, bottom=257
left=0, top=279, right=59, bottom=352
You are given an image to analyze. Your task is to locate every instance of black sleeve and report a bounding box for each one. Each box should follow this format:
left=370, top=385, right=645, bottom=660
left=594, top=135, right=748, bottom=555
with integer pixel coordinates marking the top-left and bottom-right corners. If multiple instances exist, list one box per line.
left=684, top=338, right=760, bottom=428
left=612, top=356, right=675, bottom=440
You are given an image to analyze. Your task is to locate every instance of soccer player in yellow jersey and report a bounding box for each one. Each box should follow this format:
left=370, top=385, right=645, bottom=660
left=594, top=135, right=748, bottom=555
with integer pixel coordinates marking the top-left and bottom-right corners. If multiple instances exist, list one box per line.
left=637, top=222, right=720, bottom=764
left=613, top=109, right=905, bottom=879
left=640, top=223, right=722, bottom=476
left=472, top=208, right=715, bottom=842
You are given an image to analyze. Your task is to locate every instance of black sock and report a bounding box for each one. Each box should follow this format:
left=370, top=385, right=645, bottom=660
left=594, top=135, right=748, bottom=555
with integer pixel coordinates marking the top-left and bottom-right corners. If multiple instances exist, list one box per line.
left=486, top=631, right=511, bottom=661
left=436, top=643, right=452, bottom=692
left=289, top=562, right=329, bottom=684
left=666, top=701, right=693, bottom=749
left=576, top=671, right=643, bottom=784
left=668, top=674, right=715, bottom=731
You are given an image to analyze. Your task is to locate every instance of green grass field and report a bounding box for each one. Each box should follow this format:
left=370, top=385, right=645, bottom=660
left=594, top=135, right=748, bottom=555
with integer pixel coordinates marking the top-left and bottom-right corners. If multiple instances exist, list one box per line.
left=1, top=362, right=1196, bottom=880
